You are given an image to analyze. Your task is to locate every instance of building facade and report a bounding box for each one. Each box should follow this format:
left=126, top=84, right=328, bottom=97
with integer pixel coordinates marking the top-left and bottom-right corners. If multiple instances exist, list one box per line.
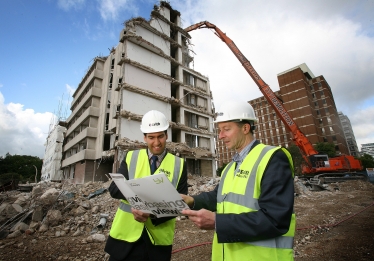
left=216, top=63, right=349, bottom=167
left=338, top=111, right=360, bottom=157
left=361, top=143, right=374, bottom=158
left=41, top=122, right=67, bottom=181
left=60, top=2, right=216, bottom=183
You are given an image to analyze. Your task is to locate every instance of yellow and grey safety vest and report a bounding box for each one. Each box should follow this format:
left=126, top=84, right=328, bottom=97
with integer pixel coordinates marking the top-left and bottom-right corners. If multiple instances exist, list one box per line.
left=213, top=144, right=295, bottom=261
left=109, top=149, right=184, bottom=245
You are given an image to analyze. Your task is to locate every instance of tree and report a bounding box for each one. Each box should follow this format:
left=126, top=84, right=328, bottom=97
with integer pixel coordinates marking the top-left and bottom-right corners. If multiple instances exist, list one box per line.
left=358, top=154, right=374, bottom=169
left=286, top=145, right=305, bottom=176
left=0, top=154, right=43, bottom=183
left=314, top=142, right=336, bottom=158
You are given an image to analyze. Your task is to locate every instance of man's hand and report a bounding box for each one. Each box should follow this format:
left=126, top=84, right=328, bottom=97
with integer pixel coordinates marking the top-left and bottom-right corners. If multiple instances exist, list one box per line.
left=180, top=194, right=194, bottom=207
left=181, top=209, right=215, bottom=230
left=131, top=208, right=150, bottom=223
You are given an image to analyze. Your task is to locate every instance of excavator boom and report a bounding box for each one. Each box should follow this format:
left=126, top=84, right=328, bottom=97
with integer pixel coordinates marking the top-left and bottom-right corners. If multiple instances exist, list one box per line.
left=185, top=21, right=363, bottom=177
left=185, top=21, right=318, bottom=169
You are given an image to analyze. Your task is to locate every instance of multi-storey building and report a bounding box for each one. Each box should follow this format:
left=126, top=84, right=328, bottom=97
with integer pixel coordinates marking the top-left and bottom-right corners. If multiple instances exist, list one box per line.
left=216, top=63, right=349, bottom=167
left=361, top=143, right=374, bottom=158
left=41, top=122, right=67, bottom=181
left=338, top=111, right=360, bottom=157
left=60, top=2, right=216, bottom=184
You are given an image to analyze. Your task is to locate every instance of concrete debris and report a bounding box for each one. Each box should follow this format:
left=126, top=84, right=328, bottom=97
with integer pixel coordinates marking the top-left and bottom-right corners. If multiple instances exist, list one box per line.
left=0, top=174, right=353, bottom=240
left=0, top=175, right=221, bottom=241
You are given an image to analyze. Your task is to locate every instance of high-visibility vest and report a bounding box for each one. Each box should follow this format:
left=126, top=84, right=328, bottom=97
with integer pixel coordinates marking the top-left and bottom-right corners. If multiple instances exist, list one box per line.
left=109, top=149, right=184, bottom=245
left=212, top=144, right=296, bottom=261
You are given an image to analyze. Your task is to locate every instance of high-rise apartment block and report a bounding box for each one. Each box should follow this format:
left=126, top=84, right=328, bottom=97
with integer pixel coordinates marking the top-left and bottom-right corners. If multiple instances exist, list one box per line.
left=59, top=2, right=216, bottom=184
left=216, top=63, right=350, bottom=167
left=361, top=143, right=374, bottom=158
left=338, top=111, right=360, bottom=157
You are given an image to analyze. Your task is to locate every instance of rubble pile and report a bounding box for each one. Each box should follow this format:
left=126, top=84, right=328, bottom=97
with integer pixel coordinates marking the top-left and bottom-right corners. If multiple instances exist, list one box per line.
left=186, top=174, right=220, bottom=195
left=0, top=180, right=117, bottom=242
left=0, top=176, right=372, bottom=260
left=0, top=175, right=331, bottom=241
left=0, top=175, right=221, bottom=242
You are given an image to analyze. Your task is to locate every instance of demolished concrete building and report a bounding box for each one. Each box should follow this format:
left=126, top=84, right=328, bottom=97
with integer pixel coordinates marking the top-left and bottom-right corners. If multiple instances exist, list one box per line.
left=41, top=123, right=67, bottom=182
left=60, top=2, right=216, bottom=184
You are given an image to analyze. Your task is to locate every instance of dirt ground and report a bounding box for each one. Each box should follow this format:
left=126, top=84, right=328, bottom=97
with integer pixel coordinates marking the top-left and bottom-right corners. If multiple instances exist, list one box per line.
left=1, top=179, right=373, bottom=261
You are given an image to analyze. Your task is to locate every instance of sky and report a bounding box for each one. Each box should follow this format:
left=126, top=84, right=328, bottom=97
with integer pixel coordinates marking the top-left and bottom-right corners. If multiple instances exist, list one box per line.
left=0, top=0, right=373, bottom=159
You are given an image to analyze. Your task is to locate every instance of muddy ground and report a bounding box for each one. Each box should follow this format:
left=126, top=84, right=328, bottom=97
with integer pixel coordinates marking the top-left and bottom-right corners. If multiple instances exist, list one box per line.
left=0, top=179, right=373, bottom=261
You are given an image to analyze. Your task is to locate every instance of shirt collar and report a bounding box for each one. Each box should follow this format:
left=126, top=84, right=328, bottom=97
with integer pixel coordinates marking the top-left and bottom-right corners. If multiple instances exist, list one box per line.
left=147, top=149, right=167, bottom=162
left=232, top=139, right=257, bottom=163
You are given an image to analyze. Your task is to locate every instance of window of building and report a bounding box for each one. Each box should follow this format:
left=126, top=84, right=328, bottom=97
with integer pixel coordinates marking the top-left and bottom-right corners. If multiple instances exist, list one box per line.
left=187, top=93, right=196, bottom=106
left=332, top=135, right=337, bottom=141
left=325, top=108, right=329, bottom=114
left=320, top=90, right=324, bottom=96
left=310, top=85, right=314, bottom=91
left=327, top=117, right=332, bottom=123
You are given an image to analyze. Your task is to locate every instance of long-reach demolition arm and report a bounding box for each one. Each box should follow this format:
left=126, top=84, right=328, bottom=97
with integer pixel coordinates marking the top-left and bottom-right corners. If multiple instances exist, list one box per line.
left=185, top=21, right=318, bottom=169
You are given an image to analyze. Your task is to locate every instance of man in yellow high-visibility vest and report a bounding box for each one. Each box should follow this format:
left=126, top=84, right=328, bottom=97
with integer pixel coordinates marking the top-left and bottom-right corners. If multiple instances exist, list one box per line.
left=105, top=110, right=188, bottom=261
left=182, top=100, right=295, bottom=261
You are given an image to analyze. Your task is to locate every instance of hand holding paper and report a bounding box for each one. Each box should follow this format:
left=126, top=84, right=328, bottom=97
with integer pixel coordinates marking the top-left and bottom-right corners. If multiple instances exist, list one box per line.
left=109, top=173, right=190, bottom=217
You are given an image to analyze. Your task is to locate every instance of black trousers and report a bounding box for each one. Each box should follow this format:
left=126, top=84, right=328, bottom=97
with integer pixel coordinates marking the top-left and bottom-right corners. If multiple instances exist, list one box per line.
left=106, top=228, right=172, bottom=261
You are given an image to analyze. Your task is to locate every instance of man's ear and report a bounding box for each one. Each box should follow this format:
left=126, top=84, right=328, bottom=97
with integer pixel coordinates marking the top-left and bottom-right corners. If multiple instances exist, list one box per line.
left=243, top=123, right=251, bottom=134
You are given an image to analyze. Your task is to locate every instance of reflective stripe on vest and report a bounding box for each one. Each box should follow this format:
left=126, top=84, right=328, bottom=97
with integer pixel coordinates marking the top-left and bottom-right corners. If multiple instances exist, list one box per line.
left=213, top=144, right=295, bottom=261
left=109, top=149, right=183, bottom=245
left=217, top=145, right=275, bottom=209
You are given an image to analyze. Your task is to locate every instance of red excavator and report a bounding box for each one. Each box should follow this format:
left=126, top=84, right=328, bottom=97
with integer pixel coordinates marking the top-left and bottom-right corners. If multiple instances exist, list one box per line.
left=185, top=21, right=365, bottom=186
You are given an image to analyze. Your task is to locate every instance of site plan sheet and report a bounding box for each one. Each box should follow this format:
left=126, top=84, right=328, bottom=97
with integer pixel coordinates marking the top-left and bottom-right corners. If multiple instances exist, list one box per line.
left=109, top=173, right=190, bottom=217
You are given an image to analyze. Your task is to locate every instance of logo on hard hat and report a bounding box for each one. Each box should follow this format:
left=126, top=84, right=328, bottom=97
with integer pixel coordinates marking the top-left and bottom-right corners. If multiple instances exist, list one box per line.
left=217, top=112, right=224, bottom=116
left=149, top=122, right=161, bottom=127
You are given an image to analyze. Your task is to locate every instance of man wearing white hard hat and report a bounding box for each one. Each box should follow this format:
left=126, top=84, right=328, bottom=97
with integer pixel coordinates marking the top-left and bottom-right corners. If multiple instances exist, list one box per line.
left=181, top=100, right=295, bottom=261
left=105, top=110, right=187, bottom=261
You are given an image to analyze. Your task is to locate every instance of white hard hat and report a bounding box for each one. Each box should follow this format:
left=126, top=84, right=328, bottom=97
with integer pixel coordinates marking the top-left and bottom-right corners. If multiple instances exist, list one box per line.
left=214, top=100, right=257, bottom=123
left=140, top=110, right=169, bottom=133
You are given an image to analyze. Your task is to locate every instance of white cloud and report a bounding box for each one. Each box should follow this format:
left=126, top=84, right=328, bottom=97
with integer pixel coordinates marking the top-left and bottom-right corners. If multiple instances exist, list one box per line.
left=98, top=0, right=138, bottom=21
left=349, top=106, right=374, bottom=149
left=66, top=84, right=76, bottom=97
left=170, top=0, right=374, bottom=151
left=0, top=92, right=54, bottom=158
left=58, top=0, right=86, bottom=11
